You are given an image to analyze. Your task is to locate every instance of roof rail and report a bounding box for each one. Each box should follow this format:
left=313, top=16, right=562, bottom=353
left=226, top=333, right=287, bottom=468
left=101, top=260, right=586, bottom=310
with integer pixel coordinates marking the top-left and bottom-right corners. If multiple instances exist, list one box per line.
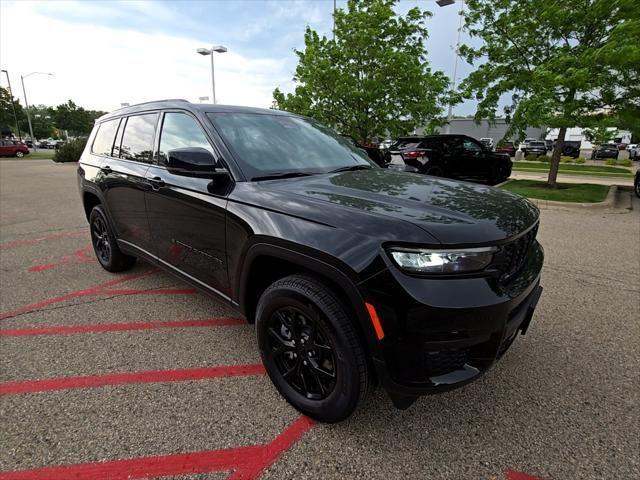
left=116, top=99, right=190, bottom=109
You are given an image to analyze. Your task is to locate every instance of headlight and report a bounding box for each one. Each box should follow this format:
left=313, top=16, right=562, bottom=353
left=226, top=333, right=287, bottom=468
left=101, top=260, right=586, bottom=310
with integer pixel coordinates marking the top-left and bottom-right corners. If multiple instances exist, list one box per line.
left=388, top=246, right=497, bottom=274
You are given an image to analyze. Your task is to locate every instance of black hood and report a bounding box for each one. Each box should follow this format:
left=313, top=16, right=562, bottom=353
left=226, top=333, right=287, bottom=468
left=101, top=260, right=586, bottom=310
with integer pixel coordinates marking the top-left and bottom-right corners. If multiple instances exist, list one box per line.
left=262, top=169, right=539, bottom=245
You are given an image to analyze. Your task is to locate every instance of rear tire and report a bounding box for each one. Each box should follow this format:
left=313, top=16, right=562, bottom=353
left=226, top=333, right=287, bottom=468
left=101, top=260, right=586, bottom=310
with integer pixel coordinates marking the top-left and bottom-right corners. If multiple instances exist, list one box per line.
left=425, top=166, right=444, bottom=177
left=89, top=205, right=136, bottom=272
left=256, top=274, right=369, bottom=423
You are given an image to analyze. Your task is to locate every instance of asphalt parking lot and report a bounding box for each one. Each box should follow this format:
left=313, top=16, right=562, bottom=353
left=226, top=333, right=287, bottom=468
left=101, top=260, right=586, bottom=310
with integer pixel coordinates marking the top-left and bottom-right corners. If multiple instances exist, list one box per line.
left=1, top=159, right=638, bottom=480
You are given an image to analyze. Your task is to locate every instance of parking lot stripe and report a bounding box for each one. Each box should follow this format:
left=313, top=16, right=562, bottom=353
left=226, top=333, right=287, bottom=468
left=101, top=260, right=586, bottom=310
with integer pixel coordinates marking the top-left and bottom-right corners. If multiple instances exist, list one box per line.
left=0, top=317, right=245, bottom=337
left=0, top=228, right=86, bottom=251
left=0, top=416, right=314, bottom=480
left=0, top=364, right=266, bottom=395
left=0, top=269, right=160, bottom=321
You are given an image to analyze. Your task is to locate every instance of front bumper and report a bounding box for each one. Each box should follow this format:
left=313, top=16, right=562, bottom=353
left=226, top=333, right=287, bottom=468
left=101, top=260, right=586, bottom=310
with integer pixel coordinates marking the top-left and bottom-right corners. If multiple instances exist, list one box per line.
left=361, top=241, right=544, bottom=400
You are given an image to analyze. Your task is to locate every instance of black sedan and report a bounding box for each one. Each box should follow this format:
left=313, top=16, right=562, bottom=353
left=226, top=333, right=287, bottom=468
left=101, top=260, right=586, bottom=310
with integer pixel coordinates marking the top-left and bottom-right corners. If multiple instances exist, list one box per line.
left=592, top=144, right=619, bottom=160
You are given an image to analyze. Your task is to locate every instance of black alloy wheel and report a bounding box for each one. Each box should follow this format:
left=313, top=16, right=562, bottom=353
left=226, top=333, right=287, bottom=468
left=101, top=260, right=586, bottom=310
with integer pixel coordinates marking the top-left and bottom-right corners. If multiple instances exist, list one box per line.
left=256, top=275, right=370, bottom=423
left=266, top=306, right=337, bottom=400
left=89, top=205, right=136, bottom=272
left=91, top=214, right=112, bottom=265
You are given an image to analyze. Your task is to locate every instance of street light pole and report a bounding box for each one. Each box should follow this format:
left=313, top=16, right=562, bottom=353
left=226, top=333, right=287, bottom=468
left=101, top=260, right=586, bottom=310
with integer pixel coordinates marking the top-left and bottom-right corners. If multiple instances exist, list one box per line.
left=19, top=72, right=53, bottom=151
left=1, top=69, right=22, bottom=141
left=437, top=0, right=465, bottom=134
left=197, top=45, right=228, bottom=104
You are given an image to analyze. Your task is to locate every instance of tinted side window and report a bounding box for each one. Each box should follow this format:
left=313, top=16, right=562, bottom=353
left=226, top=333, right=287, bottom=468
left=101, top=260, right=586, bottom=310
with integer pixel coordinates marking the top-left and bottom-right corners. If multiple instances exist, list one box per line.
left=158, top=112, right=214, bottom=166
left=463, top=138, right=482, bottom=152
left=119, top=114, right=157, bottom=163
left=91, top=119, right=119, bottom=156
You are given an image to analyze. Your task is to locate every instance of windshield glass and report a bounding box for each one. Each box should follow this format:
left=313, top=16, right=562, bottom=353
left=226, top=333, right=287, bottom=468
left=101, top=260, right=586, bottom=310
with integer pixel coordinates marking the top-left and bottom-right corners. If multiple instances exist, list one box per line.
left=207, top=112, right=374, bottom=180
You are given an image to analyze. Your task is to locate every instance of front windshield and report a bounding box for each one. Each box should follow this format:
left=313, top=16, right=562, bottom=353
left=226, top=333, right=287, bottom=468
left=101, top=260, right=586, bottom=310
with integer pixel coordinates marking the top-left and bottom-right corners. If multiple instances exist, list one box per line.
left=207, top=112, right=375, bottom=180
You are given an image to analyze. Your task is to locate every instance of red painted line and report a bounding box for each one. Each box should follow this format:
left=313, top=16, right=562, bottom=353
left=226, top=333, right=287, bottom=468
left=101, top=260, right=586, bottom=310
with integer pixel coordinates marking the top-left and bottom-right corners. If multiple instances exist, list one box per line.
left=0, top=416, right=314, bottom=480
left=0, top=364, right=266, bottom=395
left=505, top=469, right=544, bottom=480
left=101, top=287, right=197, bottom=296
left=28, top=245, right=93, bottom=272
left=0, top=229, right=85, bottom=251
left=0, top=317, right=245, bottom=337
left=0, top=270, right=158, bottom=321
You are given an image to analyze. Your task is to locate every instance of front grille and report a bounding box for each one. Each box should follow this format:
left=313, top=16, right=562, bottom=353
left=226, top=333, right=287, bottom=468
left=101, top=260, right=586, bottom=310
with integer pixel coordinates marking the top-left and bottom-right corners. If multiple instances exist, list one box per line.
left=499, top=224, right=538, bottom=281
left=423, top=349, right=468, bottom=377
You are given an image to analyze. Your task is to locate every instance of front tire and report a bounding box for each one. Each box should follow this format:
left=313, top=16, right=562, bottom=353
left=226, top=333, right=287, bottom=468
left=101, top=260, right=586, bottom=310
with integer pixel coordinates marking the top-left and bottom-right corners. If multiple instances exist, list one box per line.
left=89, top=205, right=136, bottom=272
left=15, top=151, right=24, bottom=158
left=256, top=275, right=370, bottom=423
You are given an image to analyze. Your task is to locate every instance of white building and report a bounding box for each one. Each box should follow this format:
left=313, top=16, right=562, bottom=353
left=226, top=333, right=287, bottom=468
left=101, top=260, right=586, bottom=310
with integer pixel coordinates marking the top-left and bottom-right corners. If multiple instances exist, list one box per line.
left=545, top=127, right=632, bottom=149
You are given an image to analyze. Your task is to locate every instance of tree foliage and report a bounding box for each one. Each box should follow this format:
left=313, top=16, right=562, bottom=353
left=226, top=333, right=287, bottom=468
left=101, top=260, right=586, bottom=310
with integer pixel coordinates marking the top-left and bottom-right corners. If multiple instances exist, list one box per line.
left=273, top=0, right=449, bottom=143
left=53, top=100, right=105, bottom=137
left=460, top=0, right=639, bottom=185
left=0, top=87, right=24, bottom=137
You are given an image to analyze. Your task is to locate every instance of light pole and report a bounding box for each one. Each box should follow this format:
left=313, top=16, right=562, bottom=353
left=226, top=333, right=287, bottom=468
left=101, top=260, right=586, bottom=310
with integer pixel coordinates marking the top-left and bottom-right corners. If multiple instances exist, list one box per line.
left=196, top=45, right=228, bottom=104
left=1, top=69, right=22, bottom=141
left=20, top=72, right=53, bottom=151
left=437, top=0, right=464, bottom=134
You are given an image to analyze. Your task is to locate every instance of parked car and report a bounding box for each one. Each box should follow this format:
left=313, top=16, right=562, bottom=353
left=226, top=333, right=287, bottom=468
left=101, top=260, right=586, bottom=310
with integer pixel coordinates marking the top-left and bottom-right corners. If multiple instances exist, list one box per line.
left=628, top=144, right=639, bottom=160
left=339, top=134, right=386, bottom=167
left=38, top=140, right=53, bottom=149
left=78, top=100, right=544, bottom=422
left=479, top=137, right=494, bottom=150
left=592, top=144, right=619, bottom=160
left=560, top=140, right=581, bottom=158
left=495, top=141, right=517, bottom=157
left=0, top=139, right=30, bottom=158
left=385, top=134, right=512, bottom=184
left=378, top=139, right=394, bottom=150
left=521, top=140, right=547, bottom=157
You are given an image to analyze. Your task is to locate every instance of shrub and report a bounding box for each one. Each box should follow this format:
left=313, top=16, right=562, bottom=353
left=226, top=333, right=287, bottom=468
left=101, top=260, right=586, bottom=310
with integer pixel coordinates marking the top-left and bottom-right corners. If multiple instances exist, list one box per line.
left=605, top=159, right=616, bottom=166
left=574, top=157, right=586, bottom=164
left=53, top=138, right=87, bottom=163
left=525, top=153, right=539, bottom=161
left=619, top=159, right=632, bottom=167
left=560, top=156, right=574, bottom=163
left=537, top=155, right=550, bottom=162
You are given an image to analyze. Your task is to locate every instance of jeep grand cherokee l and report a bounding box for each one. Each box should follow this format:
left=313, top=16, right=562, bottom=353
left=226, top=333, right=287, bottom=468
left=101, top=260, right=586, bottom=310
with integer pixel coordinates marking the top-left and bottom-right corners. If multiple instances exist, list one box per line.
left=78, top=100, right=544, bottom=423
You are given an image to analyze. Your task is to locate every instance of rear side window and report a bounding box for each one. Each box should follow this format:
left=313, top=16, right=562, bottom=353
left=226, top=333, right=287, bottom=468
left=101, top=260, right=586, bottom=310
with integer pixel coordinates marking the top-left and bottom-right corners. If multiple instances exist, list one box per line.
left=91, top=119, right=119, bottom=156
left=158, top=112, right=214, bottom=166
left=119, top=114, right=157, bottom=163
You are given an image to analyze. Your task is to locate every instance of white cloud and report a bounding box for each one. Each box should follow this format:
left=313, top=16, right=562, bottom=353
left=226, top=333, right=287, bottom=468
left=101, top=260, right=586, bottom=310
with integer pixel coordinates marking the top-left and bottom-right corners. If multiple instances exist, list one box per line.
left=0, top=1, right=290, bottom=111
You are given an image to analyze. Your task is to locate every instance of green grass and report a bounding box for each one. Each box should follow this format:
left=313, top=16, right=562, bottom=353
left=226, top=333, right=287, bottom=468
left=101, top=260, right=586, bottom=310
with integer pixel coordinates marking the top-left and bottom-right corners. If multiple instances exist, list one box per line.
left=500, top=180, right=610, bottom=203
left=512, top=161, right=632, bottom=177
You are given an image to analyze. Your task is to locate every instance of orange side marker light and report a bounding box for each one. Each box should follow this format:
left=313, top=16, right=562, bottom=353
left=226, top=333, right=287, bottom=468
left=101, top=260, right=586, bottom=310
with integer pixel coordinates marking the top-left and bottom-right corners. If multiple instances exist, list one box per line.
left=365, top=302, right=385, bottom=340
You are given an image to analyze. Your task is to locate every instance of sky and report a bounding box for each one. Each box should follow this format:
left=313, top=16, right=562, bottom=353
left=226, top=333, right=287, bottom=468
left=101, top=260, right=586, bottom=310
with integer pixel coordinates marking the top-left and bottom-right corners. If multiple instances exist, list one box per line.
left=0, top=0, right=484, bottom=115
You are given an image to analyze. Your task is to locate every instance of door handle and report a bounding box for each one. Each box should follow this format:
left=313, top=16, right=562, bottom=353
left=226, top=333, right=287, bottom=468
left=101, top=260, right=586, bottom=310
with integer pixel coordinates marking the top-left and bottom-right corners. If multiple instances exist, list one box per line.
left=148, top=176, right=165, bottom=190
left=100, top=165, right=112, bottom=174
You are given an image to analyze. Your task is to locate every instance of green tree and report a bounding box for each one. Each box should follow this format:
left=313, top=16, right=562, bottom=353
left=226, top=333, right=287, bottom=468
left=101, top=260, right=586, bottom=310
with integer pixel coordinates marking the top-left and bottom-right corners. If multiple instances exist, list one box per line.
left=52, top=100, right=105, bottom=137
left=460, top=0, right=639, bottom=186
left=0, top=86, right=24, bottom=138
left=272, top=0, right=449, bottom=143
left=20, top=105, right=55, bottom=140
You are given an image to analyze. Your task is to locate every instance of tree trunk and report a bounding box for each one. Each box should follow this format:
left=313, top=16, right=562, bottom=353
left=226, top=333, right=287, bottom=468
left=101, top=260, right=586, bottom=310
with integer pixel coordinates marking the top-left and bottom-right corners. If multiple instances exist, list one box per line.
left=547, top=126, right=567, bottom=187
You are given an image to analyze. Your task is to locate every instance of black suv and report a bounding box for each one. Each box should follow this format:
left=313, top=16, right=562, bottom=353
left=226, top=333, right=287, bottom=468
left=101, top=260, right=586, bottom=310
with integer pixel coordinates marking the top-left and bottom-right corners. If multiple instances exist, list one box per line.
left=386, top=134, right=512, bottom=184
left=78, top=100, right=543, bottom=422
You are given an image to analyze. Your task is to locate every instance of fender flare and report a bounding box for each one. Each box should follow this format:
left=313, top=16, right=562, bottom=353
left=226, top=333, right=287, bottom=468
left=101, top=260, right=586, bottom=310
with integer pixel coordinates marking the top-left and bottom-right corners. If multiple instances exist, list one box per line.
left=237, top=242, right=384, bottom=362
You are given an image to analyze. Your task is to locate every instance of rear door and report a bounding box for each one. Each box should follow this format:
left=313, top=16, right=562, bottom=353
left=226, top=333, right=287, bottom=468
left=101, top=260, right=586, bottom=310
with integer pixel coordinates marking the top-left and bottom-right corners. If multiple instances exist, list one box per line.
left=100, top=113, right=158, bottom=255
left=144, top=110, right=230, bottom=298
left=460, top=136, right=486, bottom=177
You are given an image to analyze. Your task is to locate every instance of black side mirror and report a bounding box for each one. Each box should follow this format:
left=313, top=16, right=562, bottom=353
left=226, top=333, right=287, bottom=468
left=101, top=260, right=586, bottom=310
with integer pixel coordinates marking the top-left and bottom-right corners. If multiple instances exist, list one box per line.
left=167, top=147, right=219, bottom=177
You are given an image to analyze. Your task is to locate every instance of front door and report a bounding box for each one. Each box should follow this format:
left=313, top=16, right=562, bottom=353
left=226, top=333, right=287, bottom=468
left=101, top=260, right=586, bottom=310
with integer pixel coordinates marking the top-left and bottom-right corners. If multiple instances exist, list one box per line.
left=144, top=111, right=229, bottom=299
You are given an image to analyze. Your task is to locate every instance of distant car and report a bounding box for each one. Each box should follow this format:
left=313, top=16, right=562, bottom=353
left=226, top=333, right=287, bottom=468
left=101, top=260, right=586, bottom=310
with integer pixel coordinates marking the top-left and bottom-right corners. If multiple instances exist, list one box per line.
left=0, top=139, right=30, bottom=158
left=495, top=141, right=517, bottom=157
left=339, top=135, right=386, bottom=167
left=378, top=139, right=393, bottom=150
left=592, top=144, right=619, bottom=160
left=560, top=141, right=581, bottom=158
left=24, top=140, right=34, bottom=148
left=386, top=134, right=512, bottom=184
left=479, top=137, right=494, bottom=150
left=521, top=141, right=547, bottom=157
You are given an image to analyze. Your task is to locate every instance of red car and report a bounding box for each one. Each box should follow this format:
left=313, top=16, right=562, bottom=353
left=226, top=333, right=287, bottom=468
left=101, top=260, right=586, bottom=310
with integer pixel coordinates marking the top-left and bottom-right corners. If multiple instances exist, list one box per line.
left=0, top=140, right=30, bottom=158
left=495, top=141, right=517, bottom=157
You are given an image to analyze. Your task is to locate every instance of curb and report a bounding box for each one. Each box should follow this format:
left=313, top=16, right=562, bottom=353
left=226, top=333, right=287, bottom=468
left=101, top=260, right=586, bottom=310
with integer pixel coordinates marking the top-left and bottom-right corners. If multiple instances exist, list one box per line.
left=530, top=185, right=618, bottom=211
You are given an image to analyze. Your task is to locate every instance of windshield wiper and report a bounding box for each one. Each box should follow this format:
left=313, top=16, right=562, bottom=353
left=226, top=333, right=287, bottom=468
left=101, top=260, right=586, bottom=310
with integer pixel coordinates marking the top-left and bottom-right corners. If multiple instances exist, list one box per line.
left=328, top=164, right=373, bottom=174
left=251, top=171, right=315, bottom=181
